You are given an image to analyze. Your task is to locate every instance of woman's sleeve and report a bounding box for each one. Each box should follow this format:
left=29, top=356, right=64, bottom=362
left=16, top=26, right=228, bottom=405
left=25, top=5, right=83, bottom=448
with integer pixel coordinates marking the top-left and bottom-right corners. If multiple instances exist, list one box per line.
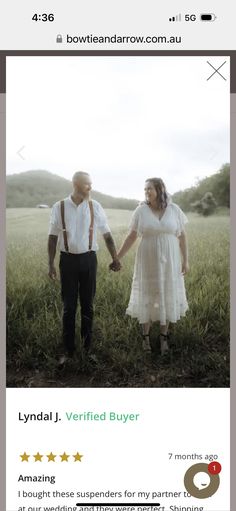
left=128, top=207, right=141, bottom=235
left=175, top=205, right=188, bottom=235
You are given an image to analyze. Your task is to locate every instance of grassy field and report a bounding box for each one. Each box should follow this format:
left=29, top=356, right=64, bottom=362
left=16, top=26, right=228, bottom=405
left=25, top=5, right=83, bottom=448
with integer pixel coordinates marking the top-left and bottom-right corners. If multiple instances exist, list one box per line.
left=6, top=208, right=230, bottom=388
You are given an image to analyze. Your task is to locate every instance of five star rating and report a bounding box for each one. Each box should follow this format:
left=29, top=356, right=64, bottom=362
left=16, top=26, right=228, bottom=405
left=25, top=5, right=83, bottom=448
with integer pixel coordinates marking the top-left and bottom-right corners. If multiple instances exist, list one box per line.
left=20, top=451, right=83, bottom=462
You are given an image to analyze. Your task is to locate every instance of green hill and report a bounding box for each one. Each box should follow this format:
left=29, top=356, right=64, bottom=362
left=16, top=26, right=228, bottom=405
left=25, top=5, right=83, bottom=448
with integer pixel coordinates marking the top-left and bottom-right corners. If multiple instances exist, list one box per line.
left=6, top=170, right=139, bottom=210
left=6, top=165, right=230, bottom=212
left=172, top=163, right=230, bottom=212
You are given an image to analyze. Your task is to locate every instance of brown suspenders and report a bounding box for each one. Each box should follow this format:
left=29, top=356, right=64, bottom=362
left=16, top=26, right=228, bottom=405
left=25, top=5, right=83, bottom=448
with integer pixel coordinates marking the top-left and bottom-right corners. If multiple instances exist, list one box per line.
left=60, top=199, right=94, bottom=253
left=88, top=200, right=94, bottom=251
left=60, top=200, right=69, bottom=253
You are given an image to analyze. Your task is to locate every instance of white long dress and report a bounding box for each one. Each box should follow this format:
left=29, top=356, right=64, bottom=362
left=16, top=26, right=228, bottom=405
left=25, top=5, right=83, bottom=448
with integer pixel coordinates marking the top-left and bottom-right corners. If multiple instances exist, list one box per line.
left=126, top=202, right=189, bottom=325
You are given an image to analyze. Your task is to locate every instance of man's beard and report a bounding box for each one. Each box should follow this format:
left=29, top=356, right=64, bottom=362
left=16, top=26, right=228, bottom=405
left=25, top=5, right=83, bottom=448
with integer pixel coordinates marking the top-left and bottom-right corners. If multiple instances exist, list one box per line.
left=74, top=189, right=90, bottom=200
left=83, top=190, right=90, bottom=199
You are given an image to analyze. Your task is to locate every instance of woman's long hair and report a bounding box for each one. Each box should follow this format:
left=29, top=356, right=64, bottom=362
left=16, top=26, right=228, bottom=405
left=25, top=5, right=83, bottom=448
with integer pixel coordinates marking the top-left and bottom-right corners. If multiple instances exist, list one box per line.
left=145, top=178, right=169, bottom=210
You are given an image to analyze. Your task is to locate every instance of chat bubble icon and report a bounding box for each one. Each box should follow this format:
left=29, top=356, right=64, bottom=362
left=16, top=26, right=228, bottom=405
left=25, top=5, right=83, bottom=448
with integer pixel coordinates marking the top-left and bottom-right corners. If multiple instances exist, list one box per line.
left=193, top=471, right=211, bottom=490
left=184, top=463, right=220, bottom=498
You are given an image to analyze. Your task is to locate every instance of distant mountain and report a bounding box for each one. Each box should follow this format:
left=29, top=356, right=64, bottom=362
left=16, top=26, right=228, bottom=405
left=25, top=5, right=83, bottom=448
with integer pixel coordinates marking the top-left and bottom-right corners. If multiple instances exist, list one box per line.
left=6, top=170, right=139, bottom=210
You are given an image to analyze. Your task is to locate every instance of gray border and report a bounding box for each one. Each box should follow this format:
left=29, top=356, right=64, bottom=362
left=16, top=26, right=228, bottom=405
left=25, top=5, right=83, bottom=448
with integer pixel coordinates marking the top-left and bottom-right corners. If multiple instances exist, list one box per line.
left=0, top=91, right=6, bottom=511
left=1, top=52, right=234, bottom=511
left=230, top=93, right=235, bottom=511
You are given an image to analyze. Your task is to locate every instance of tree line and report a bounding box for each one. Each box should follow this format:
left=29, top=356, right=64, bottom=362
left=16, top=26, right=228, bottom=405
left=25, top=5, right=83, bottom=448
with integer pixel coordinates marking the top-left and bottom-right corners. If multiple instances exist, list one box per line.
left=172, top=163, right=229, bottom=214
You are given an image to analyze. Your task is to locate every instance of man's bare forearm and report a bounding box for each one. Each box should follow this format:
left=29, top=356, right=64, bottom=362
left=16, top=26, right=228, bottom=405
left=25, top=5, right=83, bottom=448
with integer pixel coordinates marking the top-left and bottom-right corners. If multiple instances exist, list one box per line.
left=48, top=235, right=58, bottom=266
left=103, top=232, right=119, bottom=261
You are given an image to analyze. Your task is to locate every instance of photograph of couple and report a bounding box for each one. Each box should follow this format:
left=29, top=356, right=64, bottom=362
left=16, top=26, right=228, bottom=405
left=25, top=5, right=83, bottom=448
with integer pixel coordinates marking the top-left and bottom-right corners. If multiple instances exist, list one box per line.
left=48, top=171, right=189, bottom=365
left=6, top=56, right=230, bottom=388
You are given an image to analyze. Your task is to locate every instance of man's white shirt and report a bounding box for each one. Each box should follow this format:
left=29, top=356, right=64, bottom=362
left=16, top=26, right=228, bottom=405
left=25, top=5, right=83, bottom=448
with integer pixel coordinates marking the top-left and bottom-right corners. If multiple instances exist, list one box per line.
left=48, top=196, right=111, bottom=254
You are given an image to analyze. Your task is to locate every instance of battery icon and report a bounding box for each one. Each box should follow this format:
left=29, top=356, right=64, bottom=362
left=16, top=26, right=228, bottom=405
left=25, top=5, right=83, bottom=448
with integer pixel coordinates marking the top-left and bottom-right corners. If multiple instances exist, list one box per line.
left=200, top=13, right=217, bottom=21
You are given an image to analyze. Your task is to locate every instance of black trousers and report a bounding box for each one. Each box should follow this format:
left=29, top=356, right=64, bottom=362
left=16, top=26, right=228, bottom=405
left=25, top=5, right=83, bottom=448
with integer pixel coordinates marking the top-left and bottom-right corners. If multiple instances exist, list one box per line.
left=59, top=251, right=97, bottom=355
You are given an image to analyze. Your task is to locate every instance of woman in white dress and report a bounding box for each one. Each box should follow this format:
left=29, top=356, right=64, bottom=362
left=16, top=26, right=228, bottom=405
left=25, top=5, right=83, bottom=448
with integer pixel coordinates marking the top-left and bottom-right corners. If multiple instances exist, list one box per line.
left=117, top=178, right=189, bottom=355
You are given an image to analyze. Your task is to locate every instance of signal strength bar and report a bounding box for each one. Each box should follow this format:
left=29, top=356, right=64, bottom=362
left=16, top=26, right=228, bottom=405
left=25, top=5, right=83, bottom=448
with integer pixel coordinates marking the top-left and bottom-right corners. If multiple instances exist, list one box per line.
left=169, top=13, right=182, bottom=22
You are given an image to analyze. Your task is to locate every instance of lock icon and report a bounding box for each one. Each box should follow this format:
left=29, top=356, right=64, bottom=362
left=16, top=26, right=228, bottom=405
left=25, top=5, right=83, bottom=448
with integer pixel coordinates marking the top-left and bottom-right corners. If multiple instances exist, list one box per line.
left=56, top=34, right=63, bottom=43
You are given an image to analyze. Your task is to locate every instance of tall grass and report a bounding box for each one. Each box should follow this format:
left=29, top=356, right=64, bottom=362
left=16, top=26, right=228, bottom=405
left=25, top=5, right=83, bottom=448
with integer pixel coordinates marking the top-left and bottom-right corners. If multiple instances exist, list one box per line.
left=6, top=209, right=230, bottom=387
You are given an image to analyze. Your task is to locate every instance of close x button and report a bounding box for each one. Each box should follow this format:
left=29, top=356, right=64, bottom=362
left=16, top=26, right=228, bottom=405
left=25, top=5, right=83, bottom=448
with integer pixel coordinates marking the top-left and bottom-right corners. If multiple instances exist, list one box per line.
left=207, top=60, right=227, bottom=81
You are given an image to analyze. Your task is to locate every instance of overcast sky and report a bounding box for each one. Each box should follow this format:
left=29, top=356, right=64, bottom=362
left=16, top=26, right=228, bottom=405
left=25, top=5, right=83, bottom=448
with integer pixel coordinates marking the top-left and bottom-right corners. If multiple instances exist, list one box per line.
left=6, top=56, right=229, bottom=200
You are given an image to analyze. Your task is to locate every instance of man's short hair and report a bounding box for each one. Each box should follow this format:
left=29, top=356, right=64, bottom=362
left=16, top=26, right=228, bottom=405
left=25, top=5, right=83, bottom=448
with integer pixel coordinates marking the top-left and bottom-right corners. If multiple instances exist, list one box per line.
left=72, top=171, right=90, bottom=182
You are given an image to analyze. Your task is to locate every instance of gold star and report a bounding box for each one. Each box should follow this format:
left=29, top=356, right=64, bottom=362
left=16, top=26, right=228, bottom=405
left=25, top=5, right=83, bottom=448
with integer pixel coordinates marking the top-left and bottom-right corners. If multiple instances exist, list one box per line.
left=33, top=452, right=43, bottom=462
left=73, top=452, right=83, bottom=462
left=20, top=452, right=30, bottom=462
left=60, top=452, right=70, bottom=462
left=47, top=452, right=57, bottom=462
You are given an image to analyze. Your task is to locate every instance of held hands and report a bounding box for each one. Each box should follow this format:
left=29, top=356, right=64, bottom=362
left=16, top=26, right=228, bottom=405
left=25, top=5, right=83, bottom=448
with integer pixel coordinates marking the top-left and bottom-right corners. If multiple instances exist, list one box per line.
left=182, top=261, right=190, bottom=275
left=48, top=264, right=57, bottom=280
left=109, top=258, right=122, bottom=272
